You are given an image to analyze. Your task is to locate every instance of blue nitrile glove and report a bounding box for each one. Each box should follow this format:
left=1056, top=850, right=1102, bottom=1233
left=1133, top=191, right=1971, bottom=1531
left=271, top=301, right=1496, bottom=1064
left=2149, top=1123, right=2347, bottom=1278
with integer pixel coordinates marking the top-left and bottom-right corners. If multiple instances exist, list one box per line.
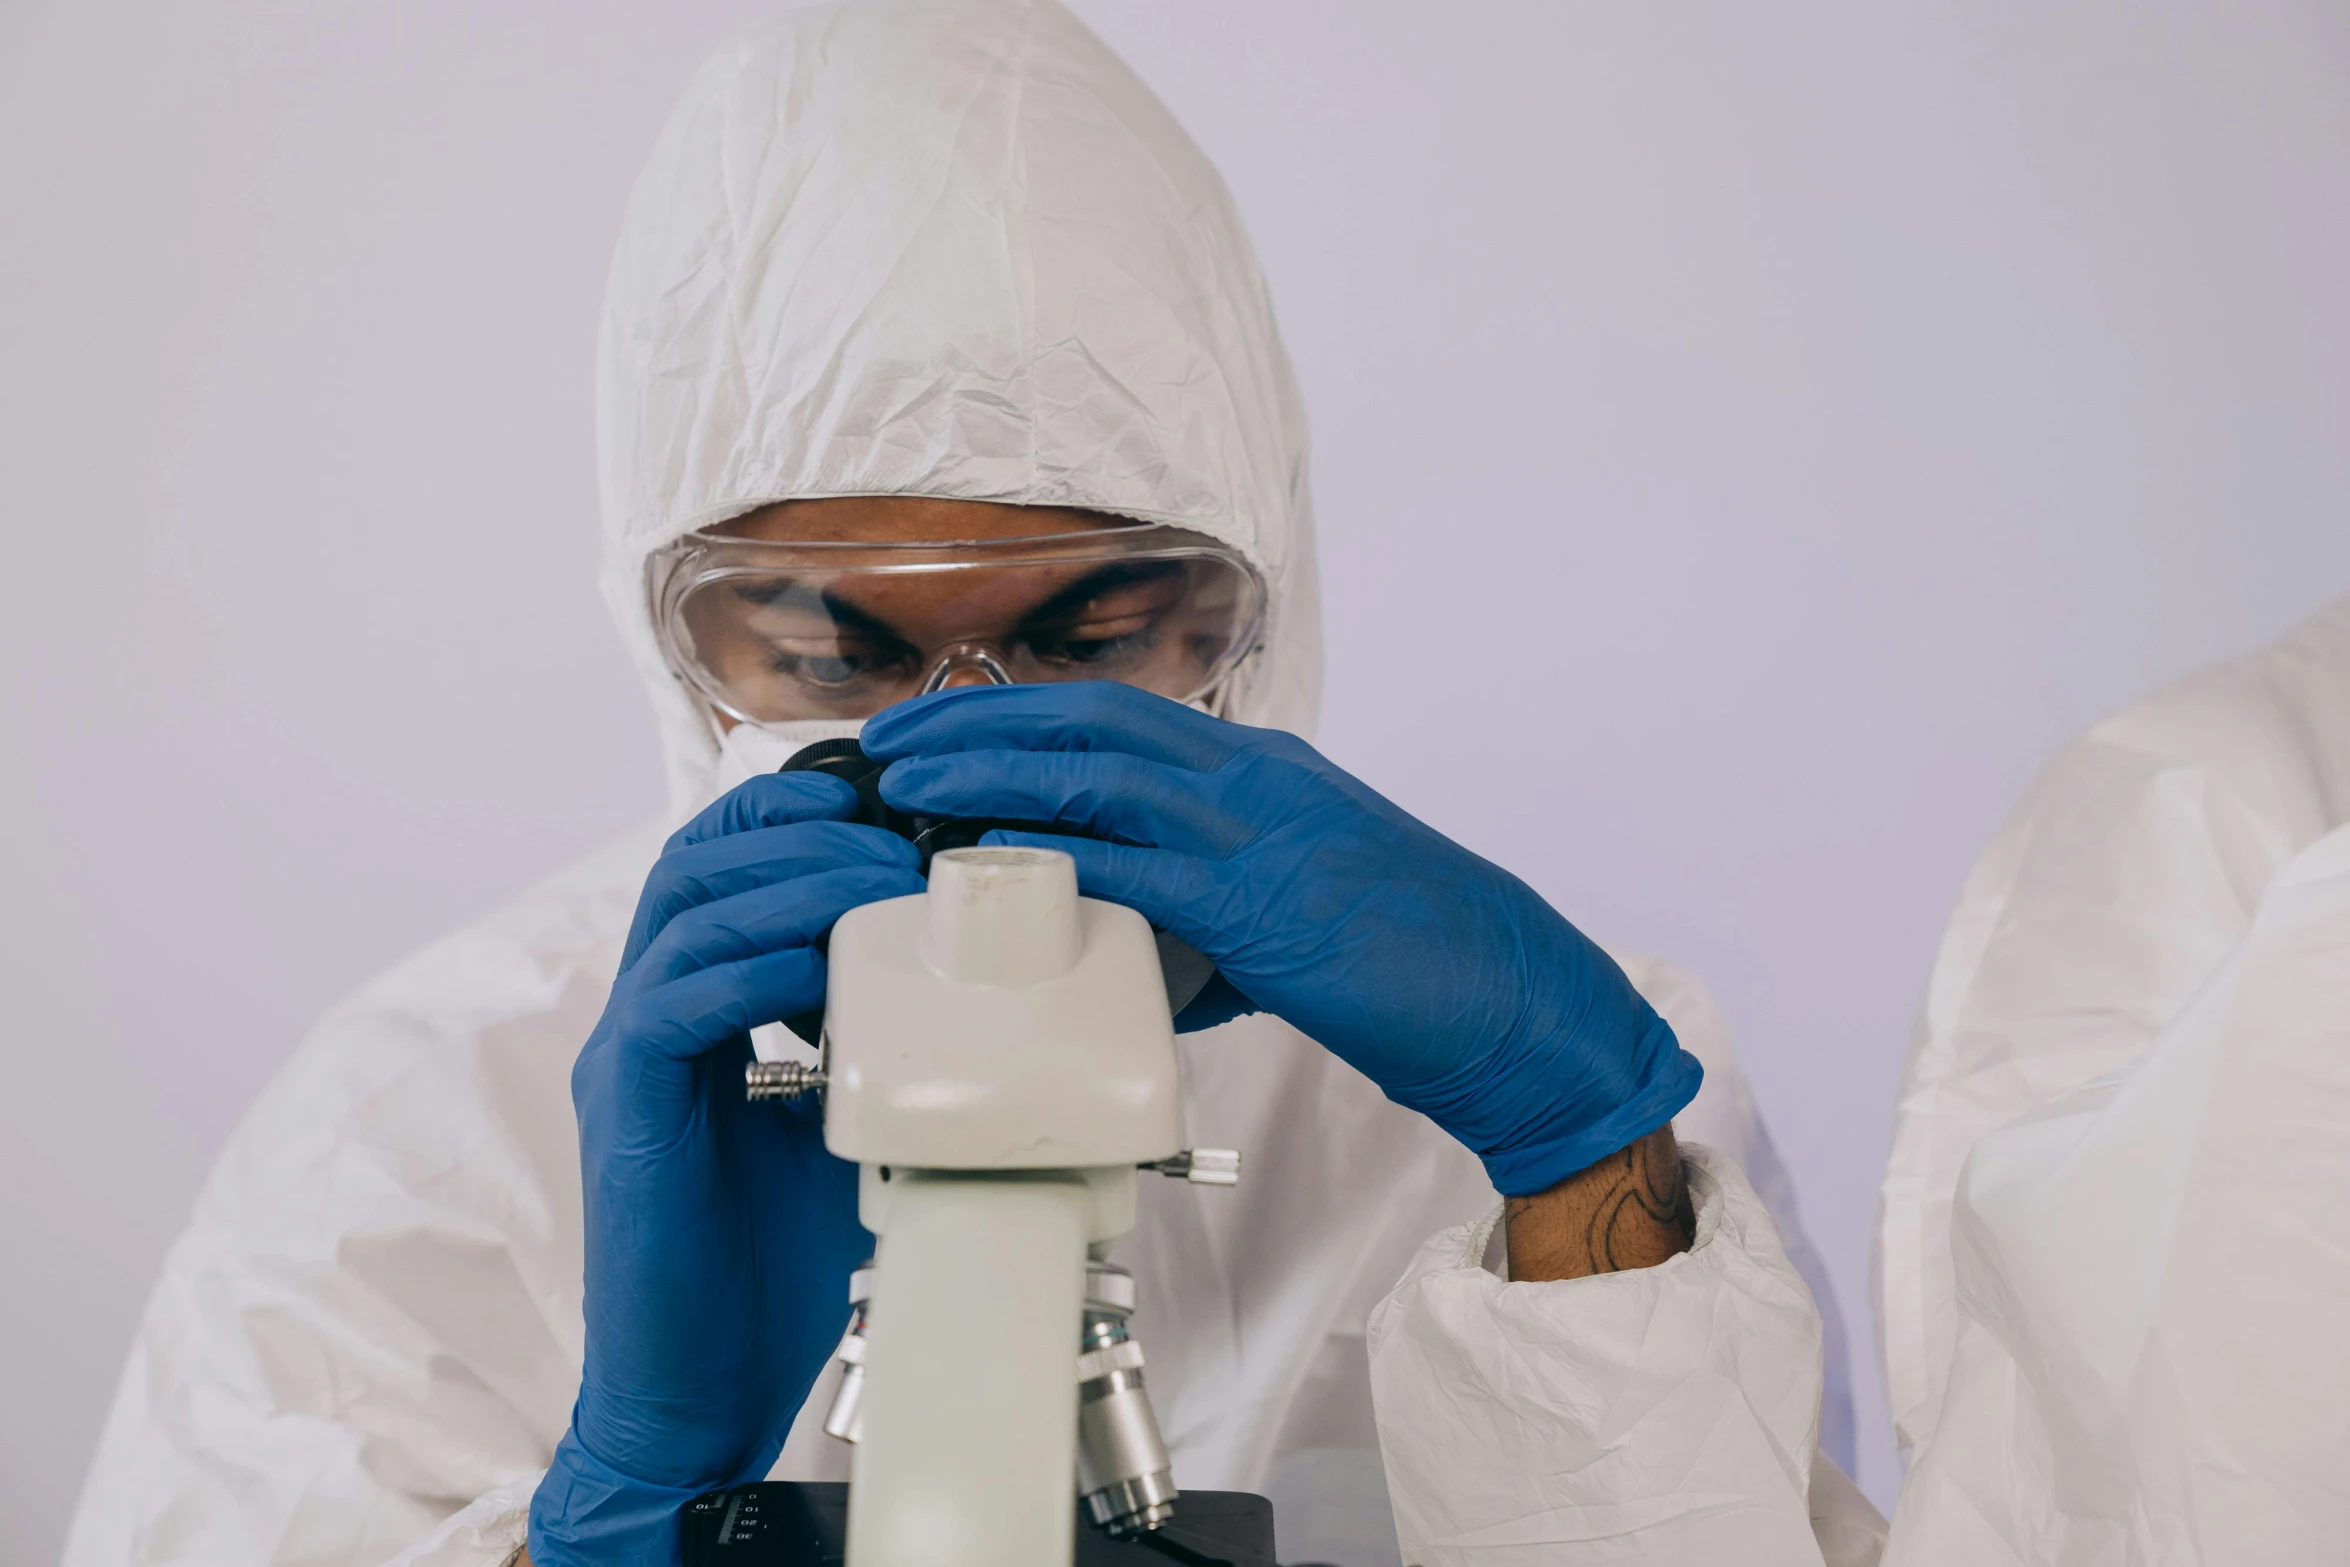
left=529, top=773, right=924, bottom=1567
left=863, top=684, right=1701, bottom=1199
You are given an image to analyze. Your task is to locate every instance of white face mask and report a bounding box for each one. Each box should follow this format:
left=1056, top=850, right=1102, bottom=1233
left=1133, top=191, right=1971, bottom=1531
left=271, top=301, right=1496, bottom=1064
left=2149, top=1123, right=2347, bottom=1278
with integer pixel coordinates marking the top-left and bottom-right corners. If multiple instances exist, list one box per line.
left=708, top=716, right=870, bottom=798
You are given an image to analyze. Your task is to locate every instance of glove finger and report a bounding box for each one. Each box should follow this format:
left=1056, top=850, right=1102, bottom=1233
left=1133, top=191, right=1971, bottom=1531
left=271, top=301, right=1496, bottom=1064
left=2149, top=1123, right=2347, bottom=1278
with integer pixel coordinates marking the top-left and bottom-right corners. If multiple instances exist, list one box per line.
left=634, top=864, right=925, bottom=988
left=617, top=943, right=829, bottom=1069
left=884, top=750, right=1249, bottom=855
left=665, top=770, right=860, bottom=851
left=622, top=862, right=926, bottom=1061
left=861, top=682, right=1245, bottom=772
left=626, top=821, right=919, bottom=968
left=585, top=944, right=831, bottom=1155
left=982, top=831, right=1241, bottom=961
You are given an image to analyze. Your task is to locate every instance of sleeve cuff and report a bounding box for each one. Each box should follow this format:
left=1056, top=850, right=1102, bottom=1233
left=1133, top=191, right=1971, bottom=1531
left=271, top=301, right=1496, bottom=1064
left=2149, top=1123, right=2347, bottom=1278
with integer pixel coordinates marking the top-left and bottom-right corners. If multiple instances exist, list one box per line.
left=1367, top=1145, right=1830, bottom=1566
left=379, top=1472, right=541, bottom=1567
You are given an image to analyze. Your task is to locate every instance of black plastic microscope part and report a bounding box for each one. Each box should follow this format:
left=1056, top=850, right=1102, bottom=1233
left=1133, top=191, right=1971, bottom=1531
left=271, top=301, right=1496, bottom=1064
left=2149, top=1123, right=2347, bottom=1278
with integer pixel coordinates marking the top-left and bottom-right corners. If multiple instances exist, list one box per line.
left=680, top=1483, right=1281, bottom=1567
left=779, top=736, right=1068, bottom=870
left=776, top=738, right=1238, bottom=1035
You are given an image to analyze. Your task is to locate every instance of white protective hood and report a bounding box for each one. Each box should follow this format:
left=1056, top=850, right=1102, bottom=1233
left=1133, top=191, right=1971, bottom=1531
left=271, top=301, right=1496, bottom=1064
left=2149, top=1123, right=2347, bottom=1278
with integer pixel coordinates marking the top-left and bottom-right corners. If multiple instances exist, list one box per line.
left=594, top=0, right=1321, bottom=812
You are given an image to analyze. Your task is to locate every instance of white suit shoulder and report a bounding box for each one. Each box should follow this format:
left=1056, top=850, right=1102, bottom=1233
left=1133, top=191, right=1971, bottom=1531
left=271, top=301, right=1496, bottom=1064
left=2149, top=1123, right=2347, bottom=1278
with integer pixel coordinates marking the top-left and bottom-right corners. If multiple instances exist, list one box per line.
left=1881, top=819, right=2350, bottom=1562
left=63, top=825, right=661, bottom=1567
left=2088, top=595, right=2350, bottom=833
left=1878, top=594, right=2350, bottom=1457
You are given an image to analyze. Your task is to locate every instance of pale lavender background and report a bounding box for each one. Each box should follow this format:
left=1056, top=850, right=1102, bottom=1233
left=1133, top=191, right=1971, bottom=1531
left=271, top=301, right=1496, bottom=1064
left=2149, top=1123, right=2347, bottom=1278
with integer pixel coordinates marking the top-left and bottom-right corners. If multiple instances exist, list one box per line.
left=5, top=0, right=2349, bottom=1557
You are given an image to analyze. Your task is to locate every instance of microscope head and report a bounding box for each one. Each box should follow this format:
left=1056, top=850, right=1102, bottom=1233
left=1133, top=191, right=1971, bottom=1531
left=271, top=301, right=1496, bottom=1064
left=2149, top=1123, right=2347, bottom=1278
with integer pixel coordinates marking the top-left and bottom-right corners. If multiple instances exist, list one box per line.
left=819, top=847, right=1184, bottom=1173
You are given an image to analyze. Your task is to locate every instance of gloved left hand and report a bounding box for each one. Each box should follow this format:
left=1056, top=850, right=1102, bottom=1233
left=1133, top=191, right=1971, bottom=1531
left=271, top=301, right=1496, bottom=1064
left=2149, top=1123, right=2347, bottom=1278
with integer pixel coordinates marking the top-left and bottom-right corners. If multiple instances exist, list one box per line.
left=862, top=683, right=1701, bottom=1198
left=530, top=773, right=924, bottom=1567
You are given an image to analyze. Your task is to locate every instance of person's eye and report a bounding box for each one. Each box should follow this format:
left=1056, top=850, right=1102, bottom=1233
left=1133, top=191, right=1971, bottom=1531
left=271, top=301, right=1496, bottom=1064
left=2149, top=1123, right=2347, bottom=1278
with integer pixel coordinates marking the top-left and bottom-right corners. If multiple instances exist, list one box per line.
left=1027, top=614, right=1158, bottom=667
left=767, top=642, right=906, bottom=688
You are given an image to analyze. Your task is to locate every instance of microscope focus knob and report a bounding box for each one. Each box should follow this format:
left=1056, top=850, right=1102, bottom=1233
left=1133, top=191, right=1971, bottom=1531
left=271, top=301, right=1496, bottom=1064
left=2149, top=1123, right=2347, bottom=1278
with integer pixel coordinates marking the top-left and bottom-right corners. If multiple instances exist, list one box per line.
left=745, top=1061, right=826, bottom=1102
left=1144, top=1148, right=1241, bottom=1186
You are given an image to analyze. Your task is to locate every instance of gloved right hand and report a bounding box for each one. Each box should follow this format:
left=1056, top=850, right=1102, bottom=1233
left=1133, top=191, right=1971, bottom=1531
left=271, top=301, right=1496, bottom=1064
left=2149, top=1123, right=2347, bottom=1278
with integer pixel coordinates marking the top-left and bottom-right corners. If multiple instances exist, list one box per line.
left=528, top=772, right=923, bottom=1567
left=866, top=683, right=1702, bottom=1200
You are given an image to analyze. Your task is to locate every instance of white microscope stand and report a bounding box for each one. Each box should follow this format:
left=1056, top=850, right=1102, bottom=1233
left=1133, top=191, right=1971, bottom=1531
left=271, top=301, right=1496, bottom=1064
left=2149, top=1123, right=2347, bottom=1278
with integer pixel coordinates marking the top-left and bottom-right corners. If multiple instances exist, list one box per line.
left=819, top=847, right=1184, bottom=1567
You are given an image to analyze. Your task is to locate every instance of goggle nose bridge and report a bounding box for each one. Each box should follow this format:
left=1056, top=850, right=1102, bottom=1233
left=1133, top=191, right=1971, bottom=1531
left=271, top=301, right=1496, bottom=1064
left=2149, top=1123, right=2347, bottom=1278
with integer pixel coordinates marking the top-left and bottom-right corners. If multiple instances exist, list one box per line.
left=916, top=642, right=1018, bottom=694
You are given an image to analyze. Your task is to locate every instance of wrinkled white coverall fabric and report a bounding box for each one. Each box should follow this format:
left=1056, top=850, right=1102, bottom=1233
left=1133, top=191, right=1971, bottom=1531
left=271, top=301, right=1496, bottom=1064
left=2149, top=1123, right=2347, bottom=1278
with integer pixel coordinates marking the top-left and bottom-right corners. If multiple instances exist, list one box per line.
left=63, top=3, right=1847, bottom=1564
left=1872, top=595, right=2350, bottom=1563
left=1372, top=1149, right=1886, bottom=1567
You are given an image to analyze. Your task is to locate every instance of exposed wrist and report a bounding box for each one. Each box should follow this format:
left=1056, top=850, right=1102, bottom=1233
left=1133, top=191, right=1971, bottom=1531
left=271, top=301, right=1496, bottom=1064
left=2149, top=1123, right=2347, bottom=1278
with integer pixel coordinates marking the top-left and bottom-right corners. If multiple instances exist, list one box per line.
left=1502, top=1123, right=1695, bottom=1282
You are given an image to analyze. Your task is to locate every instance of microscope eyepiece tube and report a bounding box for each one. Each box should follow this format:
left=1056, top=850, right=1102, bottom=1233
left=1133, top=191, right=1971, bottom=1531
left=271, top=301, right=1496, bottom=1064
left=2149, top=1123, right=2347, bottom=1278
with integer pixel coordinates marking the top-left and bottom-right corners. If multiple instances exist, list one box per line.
left=1075, top=1264, right=1178, bottom=1536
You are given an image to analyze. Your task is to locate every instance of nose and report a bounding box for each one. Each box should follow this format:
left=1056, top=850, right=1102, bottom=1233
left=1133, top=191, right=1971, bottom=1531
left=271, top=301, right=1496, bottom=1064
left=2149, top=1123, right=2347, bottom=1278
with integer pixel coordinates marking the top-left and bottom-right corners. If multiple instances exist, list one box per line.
left=918, top=643, right=1016, bottom=694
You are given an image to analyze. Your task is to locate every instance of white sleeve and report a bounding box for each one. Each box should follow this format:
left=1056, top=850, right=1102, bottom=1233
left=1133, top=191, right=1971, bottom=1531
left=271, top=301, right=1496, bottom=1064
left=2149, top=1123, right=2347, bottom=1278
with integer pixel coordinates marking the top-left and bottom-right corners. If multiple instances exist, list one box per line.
left=1878, top=825, right=2350, bottom=1562
left=59, top=875, right=615, bottom=1567
left=377, top=1476, right=538, bottom=1567
left=1875, top=606, right=2350, bottom=1461
left=57, top=1035, right=574, bottom=1567
left=61, top=1193, right=556, bottom=1567
left=1366, top=1145, right=1886, bottom=1567
left=1616, top=952, right=1857, bottom=1472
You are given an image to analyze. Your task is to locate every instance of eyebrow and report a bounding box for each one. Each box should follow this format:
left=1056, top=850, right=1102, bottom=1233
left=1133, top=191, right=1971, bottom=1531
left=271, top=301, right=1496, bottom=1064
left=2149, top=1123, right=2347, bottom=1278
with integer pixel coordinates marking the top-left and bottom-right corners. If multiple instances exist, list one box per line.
left=1016, top=560, right=1184, bottom=627
left=729, top=579, right=915, bottom=645
left=729, top=560, right=1184, bottom=639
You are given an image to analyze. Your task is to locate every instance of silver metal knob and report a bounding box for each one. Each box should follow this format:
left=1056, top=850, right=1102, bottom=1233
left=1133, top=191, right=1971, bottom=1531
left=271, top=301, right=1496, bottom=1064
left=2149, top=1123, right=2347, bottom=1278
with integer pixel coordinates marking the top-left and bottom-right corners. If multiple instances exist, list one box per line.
left=1144, top=1147, right=1240, bottom=1186
left=744, top=1061, right=825, bottom=1102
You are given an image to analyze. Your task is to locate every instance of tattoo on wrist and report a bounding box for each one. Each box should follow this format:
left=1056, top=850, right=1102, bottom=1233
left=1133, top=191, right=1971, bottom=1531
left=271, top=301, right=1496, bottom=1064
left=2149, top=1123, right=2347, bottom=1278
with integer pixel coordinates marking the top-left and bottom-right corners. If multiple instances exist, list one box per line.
left=1504, top=1125, right=1695, bottom=1281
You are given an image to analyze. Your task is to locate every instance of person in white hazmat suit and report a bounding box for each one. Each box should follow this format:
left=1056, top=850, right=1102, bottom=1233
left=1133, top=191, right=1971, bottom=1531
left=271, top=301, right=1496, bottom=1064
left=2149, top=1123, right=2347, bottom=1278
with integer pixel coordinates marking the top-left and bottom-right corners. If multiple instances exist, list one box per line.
left=77, top=1, right=2350, bottom=1563
left=60, top=3, right=1909, bottom=1565
left=1853, top=593, right=2350, bottom=1563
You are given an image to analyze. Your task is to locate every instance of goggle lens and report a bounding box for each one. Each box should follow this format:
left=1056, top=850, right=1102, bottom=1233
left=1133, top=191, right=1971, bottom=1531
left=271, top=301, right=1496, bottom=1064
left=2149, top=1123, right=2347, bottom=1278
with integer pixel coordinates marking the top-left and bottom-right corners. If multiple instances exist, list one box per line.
left=653, top=528, right=1264, bottom=724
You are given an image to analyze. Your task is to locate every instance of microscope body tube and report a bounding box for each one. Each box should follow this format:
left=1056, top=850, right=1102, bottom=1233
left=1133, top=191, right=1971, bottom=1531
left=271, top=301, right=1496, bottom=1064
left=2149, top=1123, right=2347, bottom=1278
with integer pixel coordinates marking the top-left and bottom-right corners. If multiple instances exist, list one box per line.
left=819, top=849, right=1187, bottom=1567
left=846, top=1174, right=1094, bottom=1567
left=826, top=1257, right=1181, bottom=1540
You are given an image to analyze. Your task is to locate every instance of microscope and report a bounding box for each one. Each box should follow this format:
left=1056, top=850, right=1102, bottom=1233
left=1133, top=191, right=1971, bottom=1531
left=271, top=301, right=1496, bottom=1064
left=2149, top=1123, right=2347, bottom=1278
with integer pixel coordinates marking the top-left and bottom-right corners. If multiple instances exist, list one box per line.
left=700, top=743, right=1274, bottom=1566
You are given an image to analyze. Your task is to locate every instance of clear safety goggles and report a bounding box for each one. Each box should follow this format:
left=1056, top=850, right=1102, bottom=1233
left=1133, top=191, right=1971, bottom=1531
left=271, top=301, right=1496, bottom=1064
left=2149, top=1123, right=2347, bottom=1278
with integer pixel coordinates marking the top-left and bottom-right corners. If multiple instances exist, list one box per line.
left=649, top=522, right=1268, bottom=726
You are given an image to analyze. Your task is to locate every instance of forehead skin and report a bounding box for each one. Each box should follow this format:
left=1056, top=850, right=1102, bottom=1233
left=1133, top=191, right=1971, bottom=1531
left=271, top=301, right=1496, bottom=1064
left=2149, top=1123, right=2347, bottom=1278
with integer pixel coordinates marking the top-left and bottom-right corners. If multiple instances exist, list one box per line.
left=719, top=495, right=1117, bottom=545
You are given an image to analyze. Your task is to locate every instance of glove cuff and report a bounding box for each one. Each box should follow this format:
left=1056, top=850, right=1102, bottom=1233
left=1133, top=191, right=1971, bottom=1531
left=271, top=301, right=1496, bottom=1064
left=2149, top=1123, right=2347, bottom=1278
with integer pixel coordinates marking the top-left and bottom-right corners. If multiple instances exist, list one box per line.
left=1478, top=1040, right=1705, bottom=1198
left=529, top=1428, right=711, bottom=1567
